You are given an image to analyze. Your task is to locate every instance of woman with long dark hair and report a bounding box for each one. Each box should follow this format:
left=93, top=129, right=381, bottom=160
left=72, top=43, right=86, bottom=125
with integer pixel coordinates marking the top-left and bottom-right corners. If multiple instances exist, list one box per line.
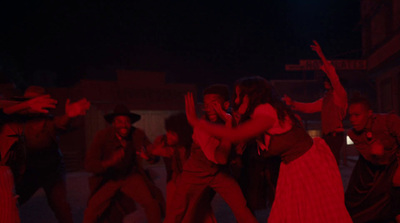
left=185, top=76, right=352, bottom=222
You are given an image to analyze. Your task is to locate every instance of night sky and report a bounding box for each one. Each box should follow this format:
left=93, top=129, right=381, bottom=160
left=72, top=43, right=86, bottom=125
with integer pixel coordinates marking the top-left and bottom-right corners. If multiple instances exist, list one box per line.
left=0, top=0, right=361, bottom=88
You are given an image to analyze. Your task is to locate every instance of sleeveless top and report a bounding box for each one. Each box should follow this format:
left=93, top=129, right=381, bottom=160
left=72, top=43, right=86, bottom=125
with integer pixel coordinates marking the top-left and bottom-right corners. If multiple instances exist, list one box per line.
left=252, top=104, right=313, bottom=163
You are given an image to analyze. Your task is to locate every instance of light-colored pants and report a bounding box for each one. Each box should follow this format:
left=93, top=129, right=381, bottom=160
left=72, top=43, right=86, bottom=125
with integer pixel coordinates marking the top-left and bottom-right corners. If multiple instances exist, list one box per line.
left=165, top=170, right=257, bottom=223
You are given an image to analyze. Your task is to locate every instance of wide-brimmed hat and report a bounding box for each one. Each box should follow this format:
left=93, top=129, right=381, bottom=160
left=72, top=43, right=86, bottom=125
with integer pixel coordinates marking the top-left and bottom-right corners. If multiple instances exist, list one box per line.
left=104, top=104, right=141, bottom=124
left=12, top=86, right=47, bottom=101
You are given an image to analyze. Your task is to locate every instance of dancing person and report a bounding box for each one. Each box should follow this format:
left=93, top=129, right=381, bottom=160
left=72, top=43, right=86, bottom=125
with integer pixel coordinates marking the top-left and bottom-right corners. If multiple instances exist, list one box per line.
left=164, top=84, right=257, bottom=223
left=14, top=86, right=90, bottom=223
left=84, top=104, right=163, bottom=223
left=0, top=94, right=57, bottom=223
left=283, top=40, right=347, bottom=165
left=185, top=77, right=352, bottom=222
left=150, top=113, right=193, bottom=216
left=345, top=94, right=400, bottom=223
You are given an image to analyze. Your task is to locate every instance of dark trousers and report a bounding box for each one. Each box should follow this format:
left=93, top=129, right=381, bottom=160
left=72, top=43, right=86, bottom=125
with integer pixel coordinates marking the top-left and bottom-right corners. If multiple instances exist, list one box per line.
left=345, top=156, right=400, bottom=222
left=164, top=170, right=258, bottom=223
left=322, top=131, right=345, bottom=165
left=16, top=162, right=73, bottom=223
left=238, top=140, right=281, bottom=211
left=83, top=172, right=161, bottom=223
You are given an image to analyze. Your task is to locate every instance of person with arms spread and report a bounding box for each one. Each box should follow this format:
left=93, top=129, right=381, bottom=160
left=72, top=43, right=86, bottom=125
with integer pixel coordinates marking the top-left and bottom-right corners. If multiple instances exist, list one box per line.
left=283, top=41, right=347, bottom=165
left=165, top=84, right=257, bottom=223
left=0, top=94, right=57, bottom=223
left=14, top=86, right=90, bottom=223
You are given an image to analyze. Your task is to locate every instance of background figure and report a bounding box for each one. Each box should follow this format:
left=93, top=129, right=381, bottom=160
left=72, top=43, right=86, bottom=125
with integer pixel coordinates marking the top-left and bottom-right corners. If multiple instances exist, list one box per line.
left=84, top=104, right=163, bottom=223
left=149, top=113, right=192, bottom=216
left=0, top=94, right=57, bottom=223
left=14, top=86, right=90, bottom=223
left=185, top=76, right=352, bottom=222
left=345, top=94, right=400, bottom=223
left=236, top=139, right=280, bottom=212
left=283, top=41, right=347, bottom=165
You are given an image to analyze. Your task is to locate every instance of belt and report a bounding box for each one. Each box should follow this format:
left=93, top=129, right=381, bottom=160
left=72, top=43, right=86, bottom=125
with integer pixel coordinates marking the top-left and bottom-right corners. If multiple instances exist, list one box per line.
left=324, top=131, right=344, bottom=137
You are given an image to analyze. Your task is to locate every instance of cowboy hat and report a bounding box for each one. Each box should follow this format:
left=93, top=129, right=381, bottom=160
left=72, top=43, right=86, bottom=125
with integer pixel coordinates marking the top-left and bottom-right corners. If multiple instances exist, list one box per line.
left=104, top=104, right=141, bottom=124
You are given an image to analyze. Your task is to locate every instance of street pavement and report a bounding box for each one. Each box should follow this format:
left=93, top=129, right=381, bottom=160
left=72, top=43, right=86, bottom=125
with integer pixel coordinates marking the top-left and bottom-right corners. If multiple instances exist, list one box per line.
left=19, top=155, right=358, bottom=223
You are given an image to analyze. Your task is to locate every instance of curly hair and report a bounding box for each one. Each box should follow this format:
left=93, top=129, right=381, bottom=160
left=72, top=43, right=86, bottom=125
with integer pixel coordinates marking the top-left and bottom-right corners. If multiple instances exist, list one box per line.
left=203, top=84, right=230, bottom=101
left=165, top=113, right=193, bottom=150
left=233, top=76, right=299, bottom=125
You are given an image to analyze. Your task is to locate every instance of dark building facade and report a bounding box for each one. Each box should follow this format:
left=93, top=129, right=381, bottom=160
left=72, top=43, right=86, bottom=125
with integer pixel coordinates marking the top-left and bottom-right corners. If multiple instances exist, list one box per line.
left=360, top=0, right=400, bottom=114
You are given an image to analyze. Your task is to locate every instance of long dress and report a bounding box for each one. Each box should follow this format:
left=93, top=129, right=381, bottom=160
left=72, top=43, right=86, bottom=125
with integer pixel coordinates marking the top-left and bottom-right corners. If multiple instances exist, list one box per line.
left=251, top=103, right=352, bottom=223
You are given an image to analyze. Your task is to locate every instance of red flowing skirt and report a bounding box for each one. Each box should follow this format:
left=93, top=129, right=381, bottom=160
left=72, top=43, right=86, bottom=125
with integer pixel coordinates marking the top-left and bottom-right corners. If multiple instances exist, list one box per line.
left=0, top=166, right=20, bottom=223
left=268, top=138, right=352, bottom=223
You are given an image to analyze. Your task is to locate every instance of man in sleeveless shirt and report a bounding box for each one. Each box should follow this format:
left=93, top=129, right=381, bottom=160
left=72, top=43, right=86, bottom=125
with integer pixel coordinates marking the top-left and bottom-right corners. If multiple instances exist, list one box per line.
left=283, top=41, right=347, bottom=165
left=164, top=84, right=257, bottom=223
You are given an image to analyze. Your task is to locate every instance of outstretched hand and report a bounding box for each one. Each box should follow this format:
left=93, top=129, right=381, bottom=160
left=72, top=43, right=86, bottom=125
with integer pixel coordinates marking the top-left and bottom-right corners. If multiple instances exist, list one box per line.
left=65, top=98, right=91, bottom=118
left=310, top=40, right=325, bottom=59
left=153, top=135, right=166, bottom=146
left=151, top=135, right=167, bottom=151
left=311, top=40, right=336, bottom=75
left=282, top=94, right=292, bottom=106
left=27, top=95, right=58, bottom=113
left=185, top=92, right=199, bottom=127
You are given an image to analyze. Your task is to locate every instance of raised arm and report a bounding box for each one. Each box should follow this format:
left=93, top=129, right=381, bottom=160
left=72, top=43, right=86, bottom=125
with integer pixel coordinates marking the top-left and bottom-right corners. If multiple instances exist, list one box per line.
left=3, top=95, right=57, bottom=115
left=65, top=98, right=90, bottom=118
left=54, top=98, right=91, bottom=130
left=311, top=40, right=329, bottom=66
left=283, top=94, right=323, bottom=113
left=311, top=40, right=347, bottom=107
